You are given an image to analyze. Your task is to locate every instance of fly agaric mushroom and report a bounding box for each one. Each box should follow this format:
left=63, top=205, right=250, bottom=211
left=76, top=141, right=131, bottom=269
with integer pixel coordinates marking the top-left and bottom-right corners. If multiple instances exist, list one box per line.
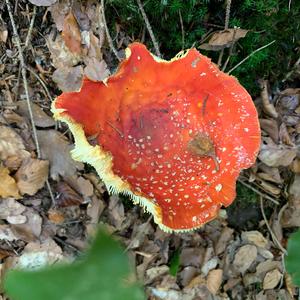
left=52, top=42, right=260, bottom=232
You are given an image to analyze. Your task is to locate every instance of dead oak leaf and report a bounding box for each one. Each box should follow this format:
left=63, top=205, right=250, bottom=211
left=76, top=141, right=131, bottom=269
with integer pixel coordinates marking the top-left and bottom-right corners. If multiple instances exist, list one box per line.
left=0, top=125, right=30, bottom=167
left=62, top=11, right=82, bottom=55
left=36, top=130, right=83, bottom=180
left=15, top=158, right=49, bottom=196
left=0, top=166, right=20, bottom=199
left=52, top=65, right=83, bottom=92
left=84, top=58, right=110, bottom=82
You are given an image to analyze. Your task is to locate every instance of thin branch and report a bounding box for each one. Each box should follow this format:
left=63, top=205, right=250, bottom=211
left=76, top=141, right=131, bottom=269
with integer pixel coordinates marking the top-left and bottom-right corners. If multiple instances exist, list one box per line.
left=260, top=196, right=287, bottom=254
left=6, top=0, right=40, bottom=157
left=136, top=0, right=161, bottom=57
left=100, top=0, right=121, bottom=62
left=6, top=0, right=55, bottom=206
left=25, top=66, right=53, bottom=102
left=238, top=178, right=279, bottom=205
left=222, top=26, right=237, bottom=71
left=25, top=5, right=36, bottom=48
left=228, top=40, right=276, bottom=74
left=178, top=9, right=185, bottom=50
left=217, top=0, right=231, bottom=66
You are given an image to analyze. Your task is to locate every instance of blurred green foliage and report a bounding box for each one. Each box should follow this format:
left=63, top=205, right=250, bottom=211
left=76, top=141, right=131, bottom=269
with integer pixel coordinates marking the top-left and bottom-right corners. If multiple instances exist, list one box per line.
left=285, top=229, right=300, bottom=287
left=106, top=0, right=300, bottom=94
left=4, top=227, right=144, bottom=300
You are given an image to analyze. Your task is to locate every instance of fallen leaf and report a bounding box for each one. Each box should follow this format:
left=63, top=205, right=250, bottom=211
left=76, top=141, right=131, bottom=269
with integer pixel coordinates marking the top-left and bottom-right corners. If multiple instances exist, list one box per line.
left=52, top=65, right=83, bottom=92
left=259, top=118, right=279, bottom=143
left=215, top=227, right=234, bottom=255
left=259, top=137, right=296, bottom=167
left=145, top=265, right=169, bottom=284
left=0, top=198, right=26, bottom=220
left=0, top=166, right=20, bottom=199
left=28, top=0, right=57, bottom=6
left=49, top=0, right=71, bottom=31
left=62, top=12, right=82, bottom=55
left=179, top=266, right=197, bottom=287
left=207, top=269, right=223, bottom=295
left=241, top=231, right=269, bottom=248
left=255, top=260, right=282, bottom=279
left=0, top=125, right=30, bottom=166
left=199, top=28, right=248, bottom=51
left=37, top=130, right=83, bottom=180
left=46, top=32, right=81, bottom=69
left=56, top=181, right=83, bottom=207
left=84, top=58, right=110, bottom=82
left=15, top=158, right=49, bottom=196
left=47, top=209, right=65, bottom=224
left=17, top=101, right=55, bottom=128
left=0, top=25, right=8, bottom=43
left=289, top=175, right=300, bottom=200
left=179, top=247, right=204, bottom=268
left=291, top=158, right=300, bottom=173
left=263, top=269, right=282, bottom=290
left=259, top=79, right=278, bottom=118
left=233, top=244, right=257, bottom=274
left=108, top=195, right=125, bottom=229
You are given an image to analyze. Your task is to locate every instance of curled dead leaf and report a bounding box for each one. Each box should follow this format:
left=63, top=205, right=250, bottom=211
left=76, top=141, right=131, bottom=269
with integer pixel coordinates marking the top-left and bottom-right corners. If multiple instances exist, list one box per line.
left=84, top=58, right=110, bottom=82
left=233, top=244, right=257, bottom=274
left=207, top=269, right=223, bottom=295
left=0, top=166, right=20, bottom=199
left=15, top=158, right=49, bottom=196
left=263, top=269, right=282, bottom=290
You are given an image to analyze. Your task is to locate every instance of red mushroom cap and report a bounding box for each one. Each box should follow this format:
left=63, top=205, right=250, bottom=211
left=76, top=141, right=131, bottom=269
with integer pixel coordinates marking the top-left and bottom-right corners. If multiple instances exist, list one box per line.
left=52, top=43, right=260, bottom=232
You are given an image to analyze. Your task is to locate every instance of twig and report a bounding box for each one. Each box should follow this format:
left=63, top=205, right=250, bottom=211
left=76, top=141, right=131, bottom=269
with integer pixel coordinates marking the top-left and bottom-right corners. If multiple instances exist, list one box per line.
left=100, top=0, right=121, bottom=62
left=282, top=56, right=300, bottom=82
left=222, top=26, right=237, bottom=71
left=217, top=0, right=231, bottom=66
left=25, top=65, right=52, bottom=102
left=24, top=5, right=36, bottom=48
left=228, top=40, right=276, bottom=74
left=238, top=178, right=279, bottom=205
left=136, top=0, right=161, bottom=57
left=178, top=9, right=185, bottom=50
left=260, top=196, right=287, bottom=254
left=6, top=0, right=40, bottom=157
left=6, top=0, right=55, bottom=206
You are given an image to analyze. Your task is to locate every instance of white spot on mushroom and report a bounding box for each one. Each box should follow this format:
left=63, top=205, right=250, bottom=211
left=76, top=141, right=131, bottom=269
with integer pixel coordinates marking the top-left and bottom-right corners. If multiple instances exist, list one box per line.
left=215, top=184, right=222, bottom=192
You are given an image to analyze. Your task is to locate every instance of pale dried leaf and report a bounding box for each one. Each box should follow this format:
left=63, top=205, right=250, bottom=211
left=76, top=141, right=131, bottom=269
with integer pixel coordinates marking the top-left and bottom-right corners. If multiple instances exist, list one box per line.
left=233, top=244, right=257, bottom=274
left=28, top=0, right=57, bottom=6
left=241, top=231, right=268, bottom=248
left=62, top=12, right=82, bottom=55
left=215, top=227, right=234, bottom=255
left=289, top=175, right=300, bottom=200
left=0, top=27, right=8, bottom=43
left=179, top=266, right=197, bottom=287
left=84, top=58, right=110, bottom=82
left=0, top=166, right=20, bottom=199
left=259, top=119, right=279, bottom=143
left=108, top=195, right=125, bottom=229
left=15, top=158, right=49, bottom=196
left=46, top=32, right=81, bottom=68
left=207, top=269, right=223, bottom=295
left=259, top=138, right=296, bottom=167
left=201, top=257, right=218, bottom=276
left=49, top=0, right=71, bottom=31
left=199, top=28, right=248, bottom=51
left=260, top=80, right=278, bottom=118
left=7, top=215, right=27, bottom=225
left=0, top=198, right=26, bottom=220
left=255, top=260, right=282, bottom=279
left=291, top=158, right=300, bottom=173
left=17, top=101, right=55, bottom=128
left=263, top=269, right=282, bottom=290
left=145, top=265, right=169, bottom=284
left=37, top=130, right=83, bottom=180
left=0, top=125, right=30, bottom=164
left=52, top=65, right=83, bottom=92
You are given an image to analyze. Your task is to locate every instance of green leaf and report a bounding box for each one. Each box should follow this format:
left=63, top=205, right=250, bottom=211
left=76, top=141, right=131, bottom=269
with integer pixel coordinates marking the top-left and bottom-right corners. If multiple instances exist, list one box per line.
left=169, top=249, right=180, bottom=277
left=285, top=229, right=300, bottom=287
left=4, top=227, right=145, bottom=300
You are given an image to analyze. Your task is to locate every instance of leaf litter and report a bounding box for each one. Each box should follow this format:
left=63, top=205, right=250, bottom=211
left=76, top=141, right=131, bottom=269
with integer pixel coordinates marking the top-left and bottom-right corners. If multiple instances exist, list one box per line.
left=0, top=1, right=299, bottom=300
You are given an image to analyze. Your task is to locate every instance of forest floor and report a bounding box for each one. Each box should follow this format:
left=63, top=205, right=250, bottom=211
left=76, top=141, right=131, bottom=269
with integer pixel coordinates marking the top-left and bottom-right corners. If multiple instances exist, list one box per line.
left=0, top=1, right=300, bottom=299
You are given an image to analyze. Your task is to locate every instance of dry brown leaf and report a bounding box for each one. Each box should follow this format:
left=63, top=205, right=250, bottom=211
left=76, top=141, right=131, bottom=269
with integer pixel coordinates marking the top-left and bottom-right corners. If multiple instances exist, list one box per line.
left=47, top=209, right=65, bottom=224
left=199, top=28, right=248, bottom=51
left=17, top=101, right=55, bottom=128
left=0, top=198, right=26, bottom=223
left=62, top=12, right=82, bottom=55
left=56, top=181, right=83, bottom=207
left=84, top=58, right=110, bottom=82
left=259, top=137, right=296, bottom=167
left=257, top=164, right=282, bottom=183
left=46, top=31, right=81, bottom=68
left=49, top=0, right=71, bottom=31
left=15, top=158, right=49, bottom=196
left=215, top=227, right=234, bottom=255
left=0, top=26, right=8, bottom=43
left=241, top=231, right=268, bottom=248
left=108, top=195, right=125, bottom=229
left=52, top=65, right=83, bottom=92
left=207, top=269, right=223, bottom=295
left=291, top=158, right=300, bottom=173
left=259, top=119, right=279, bottom=143
left=263, top=269, right=282, bottom=290
left=255, top=260, right=282, bottom=279
left=279, top=122, right=294, bottom=146
left=233, top=244, right=257, bottom=274
left=0, top=125, right=30, bottom=166
left=28, top=0, right=57, bottom=6
left=259, top=80, right=278, bottom=118
left=37, top=130, right=83, bottom=180
left=256, top=178, right=281, bottom=195
left=0, top=166, right=20, bottom=199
